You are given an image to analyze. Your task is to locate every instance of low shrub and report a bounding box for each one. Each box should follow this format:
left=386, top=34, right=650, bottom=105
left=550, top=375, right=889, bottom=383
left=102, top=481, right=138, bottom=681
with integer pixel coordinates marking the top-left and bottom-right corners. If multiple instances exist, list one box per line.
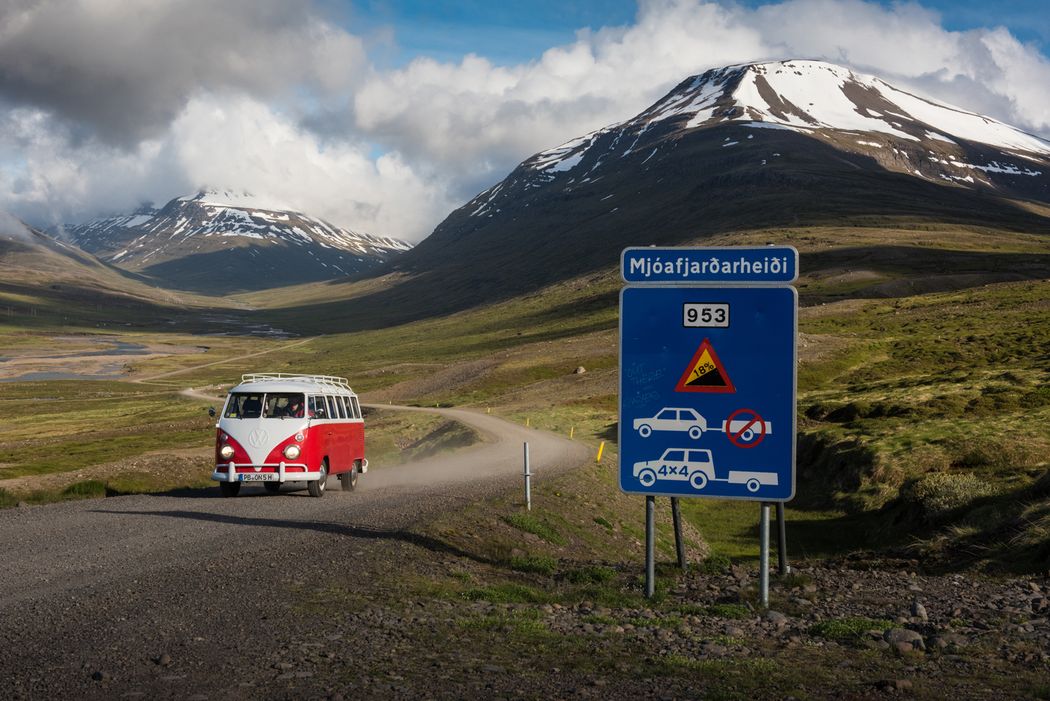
left=699, top=553, right=732, bottom=574
left=0, top=488, right=18, bottom=508
left=502, top=513, right=567, bottom=545
left=706, top=603, right=751, bottom=619
left=508, top=555, right=557, bottom=576
left=952, top=438, right=1041, bottom=471
left=566, top=565, right=615, bottom=585
left=906, top=472, right=996, bottom=521
left=61, top=480, right=108, bottom=499
left=811, top=617, right=893, bottom=641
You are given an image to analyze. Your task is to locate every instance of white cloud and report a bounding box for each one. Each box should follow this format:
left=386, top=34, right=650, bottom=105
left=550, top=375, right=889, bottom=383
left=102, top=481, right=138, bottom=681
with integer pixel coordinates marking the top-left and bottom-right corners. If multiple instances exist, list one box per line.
left=0, top=96, right=455, bottom=241
left=0, top=208, right=33, bottom=241
left=1, top=0, right=1049, bottom=243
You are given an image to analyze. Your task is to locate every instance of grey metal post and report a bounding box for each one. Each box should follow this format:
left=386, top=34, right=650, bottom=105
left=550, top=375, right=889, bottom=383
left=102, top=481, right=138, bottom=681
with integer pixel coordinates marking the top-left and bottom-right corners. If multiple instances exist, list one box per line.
left=523, top=442, right=531, bottom=511
left=759, top=502, right=770, bottom=608
left=671, top=497, right=686, bottom=571
left=645, top=496, right=655, bottom=599
left=776, top=501, right=790, bottom=575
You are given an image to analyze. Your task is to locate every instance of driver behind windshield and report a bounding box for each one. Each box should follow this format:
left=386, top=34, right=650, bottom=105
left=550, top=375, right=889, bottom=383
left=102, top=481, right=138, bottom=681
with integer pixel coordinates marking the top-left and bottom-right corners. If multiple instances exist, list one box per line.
left=263, top=394, right=305, bottom=418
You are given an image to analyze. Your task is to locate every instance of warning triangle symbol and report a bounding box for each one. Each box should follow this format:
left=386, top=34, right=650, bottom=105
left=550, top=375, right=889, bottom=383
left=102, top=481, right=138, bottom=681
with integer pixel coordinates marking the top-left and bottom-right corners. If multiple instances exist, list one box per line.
left=675, top=339, right=735, bottom=393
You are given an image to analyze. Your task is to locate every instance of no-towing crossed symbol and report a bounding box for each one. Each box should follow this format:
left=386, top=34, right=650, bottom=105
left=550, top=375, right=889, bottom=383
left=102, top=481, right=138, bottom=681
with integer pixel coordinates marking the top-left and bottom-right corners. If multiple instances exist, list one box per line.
left=674, top=338, right=735, bottom=393
left=725, top=407, right=766, bottom=448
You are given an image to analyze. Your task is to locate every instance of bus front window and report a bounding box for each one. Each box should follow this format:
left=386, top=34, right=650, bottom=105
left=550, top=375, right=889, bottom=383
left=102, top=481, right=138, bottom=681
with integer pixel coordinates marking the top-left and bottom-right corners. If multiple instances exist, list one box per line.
left=264, top=393, right=305, bottom=418
left=224, top=393, right=263, bottom=419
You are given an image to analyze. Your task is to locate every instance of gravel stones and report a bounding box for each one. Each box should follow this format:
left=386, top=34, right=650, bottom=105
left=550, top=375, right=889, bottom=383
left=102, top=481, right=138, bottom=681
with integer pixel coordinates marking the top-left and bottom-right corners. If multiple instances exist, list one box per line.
left=884, top=628, right=926, bottom=652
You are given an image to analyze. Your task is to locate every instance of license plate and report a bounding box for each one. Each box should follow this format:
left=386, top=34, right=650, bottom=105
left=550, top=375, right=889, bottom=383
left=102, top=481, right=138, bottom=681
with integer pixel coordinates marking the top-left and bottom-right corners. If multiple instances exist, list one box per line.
left=239, top=473, right=278, bottom=482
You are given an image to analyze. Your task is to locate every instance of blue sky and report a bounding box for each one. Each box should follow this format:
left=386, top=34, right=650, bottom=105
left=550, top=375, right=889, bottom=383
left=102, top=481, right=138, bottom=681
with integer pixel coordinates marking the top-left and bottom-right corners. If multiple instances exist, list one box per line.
left=2, top=0, right=1049, bottom=239
left=344, top=0, right=639, bottom=65
left=345, top=0, right=1050, bottom=65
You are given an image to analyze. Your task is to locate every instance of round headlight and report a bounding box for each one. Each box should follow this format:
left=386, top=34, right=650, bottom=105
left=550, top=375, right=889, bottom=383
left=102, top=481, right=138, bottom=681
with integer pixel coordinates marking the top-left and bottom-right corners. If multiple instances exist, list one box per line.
left=220, top=444, right=235, bottom=459
left=283, top=444, right=301, bottom=460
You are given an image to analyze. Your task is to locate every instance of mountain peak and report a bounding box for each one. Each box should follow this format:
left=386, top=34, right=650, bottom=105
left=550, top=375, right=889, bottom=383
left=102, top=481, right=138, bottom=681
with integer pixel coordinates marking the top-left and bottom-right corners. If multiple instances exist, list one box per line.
left=182, top=188, right=293, bottom=212
left=63, top=192, right=410, bottom=293
left=643, top=59, right=1050, bottom=155
left=526, top=59, right=1050, bottom=180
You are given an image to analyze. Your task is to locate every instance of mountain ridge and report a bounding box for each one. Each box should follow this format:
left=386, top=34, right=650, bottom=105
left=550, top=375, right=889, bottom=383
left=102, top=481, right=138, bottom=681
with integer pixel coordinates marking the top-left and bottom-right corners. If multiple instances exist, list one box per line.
left=63, top=190, right=411, bottom=294
left=324, top=58, right=1050, bottom=326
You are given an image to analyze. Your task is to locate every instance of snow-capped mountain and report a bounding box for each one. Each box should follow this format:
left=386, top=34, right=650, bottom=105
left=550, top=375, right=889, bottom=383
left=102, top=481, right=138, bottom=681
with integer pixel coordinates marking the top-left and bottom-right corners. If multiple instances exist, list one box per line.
left=383, top=59, right=1050, bottom=317
left=519, top=60, right=1049, bottom=196
left=65, top=190, right=411, bottom=293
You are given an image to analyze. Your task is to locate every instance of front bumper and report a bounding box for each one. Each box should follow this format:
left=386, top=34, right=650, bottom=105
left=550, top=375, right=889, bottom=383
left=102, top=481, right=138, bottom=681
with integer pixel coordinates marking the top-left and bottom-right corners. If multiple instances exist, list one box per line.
left=211, top=462, right=319, bottom=483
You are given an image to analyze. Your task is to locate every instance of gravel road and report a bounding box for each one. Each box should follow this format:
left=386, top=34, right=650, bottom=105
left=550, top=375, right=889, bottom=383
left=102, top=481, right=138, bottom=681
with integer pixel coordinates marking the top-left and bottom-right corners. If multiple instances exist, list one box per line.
left=0, top=406, right=589, bottom=700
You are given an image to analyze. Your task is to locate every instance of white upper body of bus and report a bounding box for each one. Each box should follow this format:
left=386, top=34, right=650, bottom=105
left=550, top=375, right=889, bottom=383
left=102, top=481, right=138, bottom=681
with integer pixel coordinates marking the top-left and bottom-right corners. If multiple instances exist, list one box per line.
left=217, top=373, right=363, bottom=461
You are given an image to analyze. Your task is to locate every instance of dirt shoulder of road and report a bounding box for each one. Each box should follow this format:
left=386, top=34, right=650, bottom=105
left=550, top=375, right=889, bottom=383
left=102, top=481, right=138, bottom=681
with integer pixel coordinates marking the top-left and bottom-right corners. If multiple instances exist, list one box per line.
left=0, top=447, right=213, bottom=496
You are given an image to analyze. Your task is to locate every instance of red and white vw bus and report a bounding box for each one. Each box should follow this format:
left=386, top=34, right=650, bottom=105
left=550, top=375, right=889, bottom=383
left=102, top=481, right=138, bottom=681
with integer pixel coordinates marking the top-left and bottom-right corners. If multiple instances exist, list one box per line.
left=211, top=373, right=367, bottom=497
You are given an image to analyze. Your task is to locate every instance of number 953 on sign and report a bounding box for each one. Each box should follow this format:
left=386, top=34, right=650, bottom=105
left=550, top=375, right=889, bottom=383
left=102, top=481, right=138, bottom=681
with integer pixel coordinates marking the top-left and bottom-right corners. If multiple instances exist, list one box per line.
left=683, top=303, right=729, bottom=328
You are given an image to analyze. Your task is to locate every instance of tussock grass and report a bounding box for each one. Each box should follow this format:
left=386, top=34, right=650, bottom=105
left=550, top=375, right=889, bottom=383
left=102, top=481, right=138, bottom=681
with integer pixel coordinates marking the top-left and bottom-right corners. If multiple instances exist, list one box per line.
left=810, top=617, right=893, bottom=642
left=502, top=512, right=567, bottom=546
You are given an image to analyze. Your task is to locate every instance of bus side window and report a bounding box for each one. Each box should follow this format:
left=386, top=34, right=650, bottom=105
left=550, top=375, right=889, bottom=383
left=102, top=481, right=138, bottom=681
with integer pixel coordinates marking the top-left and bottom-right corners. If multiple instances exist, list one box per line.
left=333, top=395, right=346, bottom=419
left=351, top=396, right=361, bottom=419
left=325, top=395, right=338, bottom=419
left=309, top=395, right=326, bottom=419
left=340, top=396, right=352, bottom=419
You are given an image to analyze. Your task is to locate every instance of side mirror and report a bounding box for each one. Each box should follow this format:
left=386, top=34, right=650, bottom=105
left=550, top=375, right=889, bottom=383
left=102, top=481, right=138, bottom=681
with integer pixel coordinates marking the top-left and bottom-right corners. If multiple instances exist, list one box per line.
left=208, top=407, right=216, bottom=418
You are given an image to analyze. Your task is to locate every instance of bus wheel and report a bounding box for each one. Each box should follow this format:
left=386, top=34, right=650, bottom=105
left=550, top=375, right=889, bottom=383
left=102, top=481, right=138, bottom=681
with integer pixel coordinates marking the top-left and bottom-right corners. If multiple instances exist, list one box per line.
left=264, top=481, right=281, bottom=494
left=219, top=481, right=241, bottom=498
left=340, top=462, right=360, bottom=492
left=308, top=461, right=328, bottom=498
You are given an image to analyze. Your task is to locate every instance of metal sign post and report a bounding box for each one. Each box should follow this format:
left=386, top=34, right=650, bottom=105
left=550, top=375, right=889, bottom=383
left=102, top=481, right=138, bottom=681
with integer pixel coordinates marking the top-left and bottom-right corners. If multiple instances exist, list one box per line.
left=645, top=496, right=655, bottom=598
left=619, top=246, right=798, bottom=602
left=671, top=497, right=686, bottom=571
left=523, top=442, right=532, bottom=511
left=759, top=502, right=771, bottom=606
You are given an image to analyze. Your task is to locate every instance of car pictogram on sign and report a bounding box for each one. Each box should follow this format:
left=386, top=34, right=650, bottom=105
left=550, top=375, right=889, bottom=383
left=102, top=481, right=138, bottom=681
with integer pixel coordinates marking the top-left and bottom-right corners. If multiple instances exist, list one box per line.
left=633, top=448, right=780, bottom=493
left=633, top=407, right=710, bottom=439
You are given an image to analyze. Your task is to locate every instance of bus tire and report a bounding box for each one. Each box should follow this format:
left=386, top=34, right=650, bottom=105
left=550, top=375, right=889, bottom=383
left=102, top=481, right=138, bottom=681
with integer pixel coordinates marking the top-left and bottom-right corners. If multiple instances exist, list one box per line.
left=308, top=460, right=328, bottom=498
left=219, top=481, right=241, bottom=498
left=264, top=481, right=281, bottom=494
left=340, top=462, right=360, bottom=491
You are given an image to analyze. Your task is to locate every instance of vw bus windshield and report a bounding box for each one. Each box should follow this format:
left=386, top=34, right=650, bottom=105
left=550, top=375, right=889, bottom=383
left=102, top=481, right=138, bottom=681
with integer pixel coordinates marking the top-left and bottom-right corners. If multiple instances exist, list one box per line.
left=224, top=393, right=264, bottom=419
left=224, top=392, right=306, bottom=419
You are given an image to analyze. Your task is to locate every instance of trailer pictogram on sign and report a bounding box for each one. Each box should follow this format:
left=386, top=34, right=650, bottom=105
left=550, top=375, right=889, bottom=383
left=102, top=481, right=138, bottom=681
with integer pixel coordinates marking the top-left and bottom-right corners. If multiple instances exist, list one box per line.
left=725, top=408, right=768, bottom=448
left=674, top=338, right=735, bottom=393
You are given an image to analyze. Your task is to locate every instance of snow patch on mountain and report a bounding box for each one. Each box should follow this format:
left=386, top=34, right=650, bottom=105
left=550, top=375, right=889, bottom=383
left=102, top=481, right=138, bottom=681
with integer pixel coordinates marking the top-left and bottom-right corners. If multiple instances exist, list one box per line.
left=645, top=60, right=1050, bottom=155
left=64, top=190, right=411, bottom=280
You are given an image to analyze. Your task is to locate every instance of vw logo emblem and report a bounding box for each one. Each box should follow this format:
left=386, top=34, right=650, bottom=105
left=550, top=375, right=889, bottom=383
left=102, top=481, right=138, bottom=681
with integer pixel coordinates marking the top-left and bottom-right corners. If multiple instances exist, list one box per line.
left=248, top=429, right=269, bottom=449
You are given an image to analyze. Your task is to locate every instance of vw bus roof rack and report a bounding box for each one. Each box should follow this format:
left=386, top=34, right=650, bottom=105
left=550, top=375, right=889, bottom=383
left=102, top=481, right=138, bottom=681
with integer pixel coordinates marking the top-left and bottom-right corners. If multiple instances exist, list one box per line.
left=240, top=373, right=352, bottom=390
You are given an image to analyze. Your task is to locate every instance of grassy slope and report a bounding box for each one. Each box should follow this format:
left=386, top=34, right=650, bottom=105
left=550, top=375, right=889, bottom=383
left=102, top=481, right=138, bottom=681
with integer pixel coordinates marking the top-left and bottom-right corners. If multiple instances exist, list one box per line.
left=2, top=219, right=1048, bottom=570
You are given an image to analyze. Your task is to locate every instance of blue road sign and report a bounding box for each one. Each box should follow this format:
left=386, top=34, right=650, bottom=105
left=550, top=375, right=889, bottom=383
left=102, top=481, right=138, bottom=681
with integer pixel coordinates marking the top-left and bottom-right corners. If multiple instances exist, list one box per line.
left=619, top=285, right=797, bottom=501
left=622, top=246, right=798, bottom=284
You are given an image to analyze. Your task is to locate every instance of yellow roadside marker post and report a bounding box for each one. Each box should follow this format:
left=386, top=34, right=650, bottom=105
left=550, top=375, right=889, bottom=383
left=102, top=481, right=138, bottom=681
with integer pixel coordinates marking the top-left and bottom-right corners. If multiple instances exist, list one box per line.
left=596, top=441, right=605, bottom=462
